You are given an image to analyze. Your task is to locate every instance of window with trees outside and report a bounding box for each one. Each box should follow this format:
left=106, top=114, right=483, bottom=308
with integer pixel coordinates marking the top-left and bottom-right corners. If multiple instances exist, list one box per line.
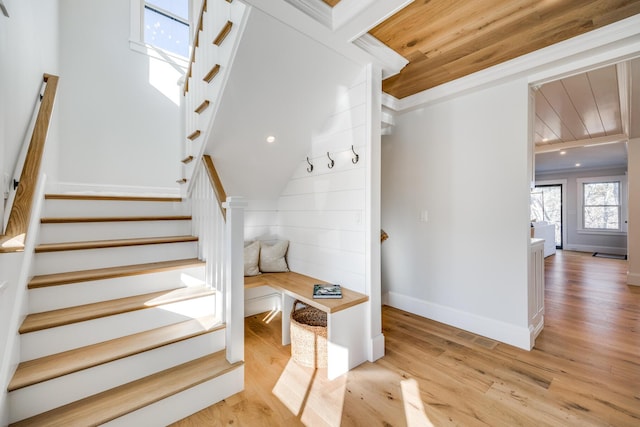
left=577, top=176, right=627, bottom=233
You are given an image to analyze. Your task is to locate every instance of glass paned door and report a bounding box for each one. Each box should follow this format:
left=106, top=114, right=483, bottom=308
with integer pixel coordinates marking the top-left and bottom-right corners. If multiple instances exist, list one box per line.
left=530, top=184, right=563, bottom=248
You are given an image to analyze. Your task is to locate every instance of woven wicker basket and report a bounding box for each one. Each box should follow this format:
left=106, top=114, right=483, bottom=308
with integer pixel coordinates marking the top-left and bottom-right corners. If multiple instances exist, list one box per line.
left=290, top=300, right=327, bottom=368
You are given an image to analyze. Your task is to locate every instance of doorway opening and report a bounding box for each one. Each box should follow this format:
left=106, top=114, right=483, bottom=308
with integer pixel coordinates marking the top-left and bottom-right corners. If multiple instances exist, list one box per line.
left=530, top=183, right=563, bottom=249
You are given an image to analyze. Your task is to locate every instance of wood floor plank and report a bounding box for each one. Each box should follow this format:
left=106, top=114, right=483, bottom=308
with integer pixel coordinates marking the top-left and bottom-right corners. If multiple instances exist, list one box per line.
left=9, top=316, right=223, bottom=391
left=173, top=250, right=640, bottom=426
left=29, top=258, right=205, bottom=288
left=19, top=286, right=214, bottom=333
left=35, top=235, right=198, bottom=253
left=10, top=352, right=241, bottom=427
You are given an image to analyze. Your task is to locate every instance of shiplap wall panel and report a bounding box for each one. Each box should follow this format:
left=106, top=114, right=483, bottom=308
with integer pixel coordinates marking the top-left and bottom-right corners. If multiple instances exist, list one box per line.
left=244, top=200, right=279, bottom=241
left=275, top=72, right=369, bottom=294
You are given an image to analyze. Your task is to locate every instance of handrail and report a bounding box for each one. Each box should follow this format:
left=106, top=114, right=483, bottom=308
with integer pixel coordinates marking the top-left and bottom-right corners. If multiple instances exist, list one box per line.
left=202, top=154, right=227, bottom=221
left=0, top=74, right=59, bottom=252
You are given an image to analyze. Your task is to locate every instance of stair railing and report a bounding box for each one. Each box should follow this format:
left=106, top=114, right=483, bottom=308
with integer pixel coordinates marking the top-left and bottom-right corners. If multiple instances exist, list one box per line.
left=1, top=74, right=59, bottom=252
left=182, top=0, right=248, bottom=364
left=191, top=155, right=245, bottom=363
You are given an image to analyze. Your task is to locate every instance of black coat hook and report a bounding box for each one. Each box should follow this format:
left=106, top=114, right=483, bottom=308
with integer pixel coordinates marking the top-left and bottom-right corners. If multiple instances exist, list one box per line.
left=327, top=152, right=334, bottom=169
left=351, top=145, right=359, bottom=164
left=306, top=156, right=313, bottom=173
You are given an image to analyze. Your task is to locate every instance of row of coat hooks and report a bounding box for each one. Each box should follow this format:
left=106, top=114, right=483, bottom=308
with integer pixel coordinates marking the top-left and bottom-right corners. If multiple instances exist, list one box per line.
left=306, top=146, right=359, bottom=173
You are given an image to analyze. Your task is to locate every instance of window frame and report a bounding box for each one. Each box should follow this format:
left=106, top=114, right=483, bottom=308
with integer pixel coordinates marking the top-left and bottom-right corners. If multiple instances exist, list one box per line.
left=576, top=175, right=628, bottom=235
left=129, top=0, right=190, bottom=67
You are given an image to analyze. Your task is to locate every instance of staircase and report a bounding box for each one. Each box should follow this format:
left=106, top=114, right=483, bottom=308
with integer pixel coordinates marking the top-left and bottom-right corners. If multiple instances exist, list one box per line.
left=7, top=194, right=243, bottom=426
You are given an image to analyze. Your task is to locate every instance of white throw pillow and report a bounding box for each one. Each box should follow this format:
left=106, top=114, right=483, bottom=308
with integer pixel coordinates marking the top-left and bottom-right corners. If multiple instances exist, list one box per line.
left=259, top=240, right=289, bottom=272
left=244, top=240, right=261, bottom=276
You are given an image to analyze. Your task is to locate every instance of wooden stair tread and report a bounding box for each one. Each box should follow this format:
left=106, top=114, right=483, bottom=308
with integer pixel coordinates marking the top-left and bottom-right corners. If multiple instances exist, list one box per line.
left=9, top=316, right=223, bottom=391
left=29, top=258, right=206, bottom=288
left=19, top=286, right=215, bottom=334
left=203, top=64, right=220, bottom=83
left=41, top=215, right=191, bottom=224
left=45, top=194, right=182, bottom=202
left=187, top=130, right=201, bottom=140
left=194, top=100, right=210, bottom=114
left=9, top=351, right=242, bottom=427
left=35, top=235, right=198, bottom=253
left=213, top=20, right=233, bottom=46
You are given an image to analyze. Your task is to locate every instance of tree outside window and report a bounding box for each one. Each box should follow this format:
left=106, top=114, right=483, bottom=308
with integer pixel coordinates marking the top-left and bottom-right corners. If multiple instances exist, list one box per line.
left=582, top=181, right=621, bottom=230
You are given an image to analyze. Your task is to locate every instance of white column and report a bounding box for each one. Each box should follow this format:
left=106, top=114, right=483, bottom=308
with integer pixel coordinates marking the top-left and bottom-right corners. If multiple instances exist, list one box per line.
left=223, top=196, right=247, bottom=363
left=628, top=138, right=640, bottom=286
left=365, top=63, right=385, bottom=361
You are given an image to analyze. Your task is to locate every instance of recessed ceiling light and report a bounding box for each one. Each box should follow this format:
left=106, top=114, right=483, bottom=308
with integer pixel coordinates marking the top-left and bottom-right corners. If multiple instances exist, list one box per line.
left=542, top=138, right=549, bottom=142
left=266, top=136, right=275, bottom=143
left=575, top=163, right=581, bottom=167
left=560, top=151, right=566, bottom=155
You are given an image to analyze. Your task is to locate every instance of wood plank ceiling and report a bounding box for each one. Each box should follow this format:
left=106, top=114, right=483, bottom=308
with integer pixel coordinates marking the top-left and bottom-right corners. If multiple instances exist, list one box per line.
left=535, top=65, right=623, bottom=146
left=324, top=0, right=640, bottom=100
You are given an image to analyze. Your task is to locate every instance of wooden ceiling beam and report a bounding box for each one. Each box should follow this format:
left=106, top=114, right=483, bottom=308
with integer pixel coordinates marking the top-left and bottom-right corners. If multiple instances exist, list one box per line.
left=535, top=133, right=628, bottom=154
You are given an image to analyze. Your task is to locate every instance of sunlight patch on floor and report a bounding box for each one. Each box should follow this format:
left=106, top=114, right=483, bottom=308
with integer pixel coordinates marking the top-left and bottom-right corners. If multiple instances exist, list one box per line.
left=272, top=359, right=316, bottom=415
left=401, top=378, right=434, bottom=427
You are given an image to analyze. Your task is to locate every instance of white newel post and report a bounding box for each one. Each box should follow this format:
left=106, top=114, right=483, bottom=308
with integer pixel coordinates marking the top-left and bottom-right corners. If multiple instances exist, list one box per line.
left=223, top=196, right=247, bottom=363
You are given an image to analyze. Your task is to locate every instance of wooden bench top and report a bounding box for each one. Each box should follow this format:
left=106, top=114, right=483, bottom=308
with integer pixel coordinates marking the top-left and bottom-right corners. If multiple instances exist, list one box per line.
left=244, top=272, right=368, bottom=314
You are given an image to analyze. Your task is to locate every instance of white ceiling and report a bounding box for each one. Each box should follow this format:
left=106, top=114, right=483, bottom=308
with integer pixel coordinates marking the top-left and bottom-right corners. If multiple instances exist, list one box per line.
left=207, top=8, right=362, bottom=199
left=535, top=57, right=640, bottom=173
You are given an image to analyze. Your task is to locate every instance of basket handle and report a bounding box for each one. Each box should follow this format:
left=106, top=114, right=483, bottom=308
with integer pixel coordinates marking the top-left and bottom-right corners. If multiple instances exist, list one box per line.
left=292, top=299, right=306, bottom=314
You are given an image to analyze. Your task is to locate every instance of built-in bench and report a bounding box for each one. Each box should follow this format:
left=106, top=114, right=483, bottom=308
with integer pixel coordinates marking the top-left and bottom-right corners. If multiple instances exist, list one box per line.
left=244, top=271, right=369, bottom=379
left=244, top=271, right=368, bottom=313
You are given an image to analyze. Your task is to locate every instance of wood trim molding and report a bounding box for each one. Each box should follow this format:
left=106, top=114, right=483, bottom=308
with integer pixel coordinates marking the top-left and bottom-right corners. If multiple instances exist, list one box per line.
left=1, top=74, right=59, bottom=253
left=202, top=155, right=227, bottom=221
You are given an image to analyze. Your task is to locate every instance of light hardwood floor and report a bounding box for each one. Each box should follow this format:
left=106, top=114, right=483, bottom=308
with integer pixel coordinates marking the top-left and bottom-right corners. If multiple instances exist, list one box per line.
left=173, top=250, right=640, bottom=426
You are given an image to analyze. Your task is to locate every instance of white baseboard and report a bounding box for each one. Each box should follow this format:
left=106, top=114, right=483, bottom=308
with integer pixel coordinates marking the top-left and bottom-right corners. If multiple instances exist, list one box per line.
left=627, top=272, right=640, bottom=286
left=385, top=291, right=531, bottom=350
left=369, top=333, right=385, bottom=362
left=529, top=315, right=544, bottom=349
left=563, top=244, right=627, bottom=256
left=47, top=181, right=180, bottom=197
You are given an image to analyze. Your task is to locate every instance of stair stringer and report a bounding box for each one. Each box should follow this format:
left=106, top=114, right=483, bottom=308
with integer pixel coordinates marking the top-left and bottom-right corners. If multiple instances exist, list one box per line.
left=182, top=0, right=251, bottom=194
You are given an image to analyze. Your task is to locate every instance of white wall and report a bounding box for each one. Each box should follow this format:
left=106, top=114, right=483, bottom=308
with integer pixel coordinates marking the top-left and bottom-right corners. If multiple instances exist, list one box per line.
left=381, top=78, right=532, bottom=349
left=0, top=1, right=59, bottom=423
left=536, top=166, right=628, bottom=254
left=0, top=0, right=59, bottom=224
left=55, top=0, right=182, bottom=194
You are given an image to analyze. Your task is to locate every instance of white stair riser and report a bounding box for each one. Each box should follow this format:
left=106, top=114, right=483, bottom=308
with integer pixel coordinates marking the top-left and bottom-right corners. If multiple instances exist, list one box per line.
left=42, top=200, right=190, bottom=218
left=34, top=242, right=198, bottom=275
left=103, top=366, right=244, bottom=427
left=21, top=295, right=217, bottom=360
left=38, top=220, right=192, bottom=244
left=9, top=331, right=225, bottom=423
left=29, top=266, right=205, bottom=312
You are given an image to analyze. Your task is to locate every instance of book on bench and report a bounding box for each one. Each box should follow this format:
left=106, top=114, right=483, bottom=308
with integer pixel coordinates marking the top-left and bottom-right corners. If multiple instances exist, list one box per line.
left=313, top=284, right=342, bottom=299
